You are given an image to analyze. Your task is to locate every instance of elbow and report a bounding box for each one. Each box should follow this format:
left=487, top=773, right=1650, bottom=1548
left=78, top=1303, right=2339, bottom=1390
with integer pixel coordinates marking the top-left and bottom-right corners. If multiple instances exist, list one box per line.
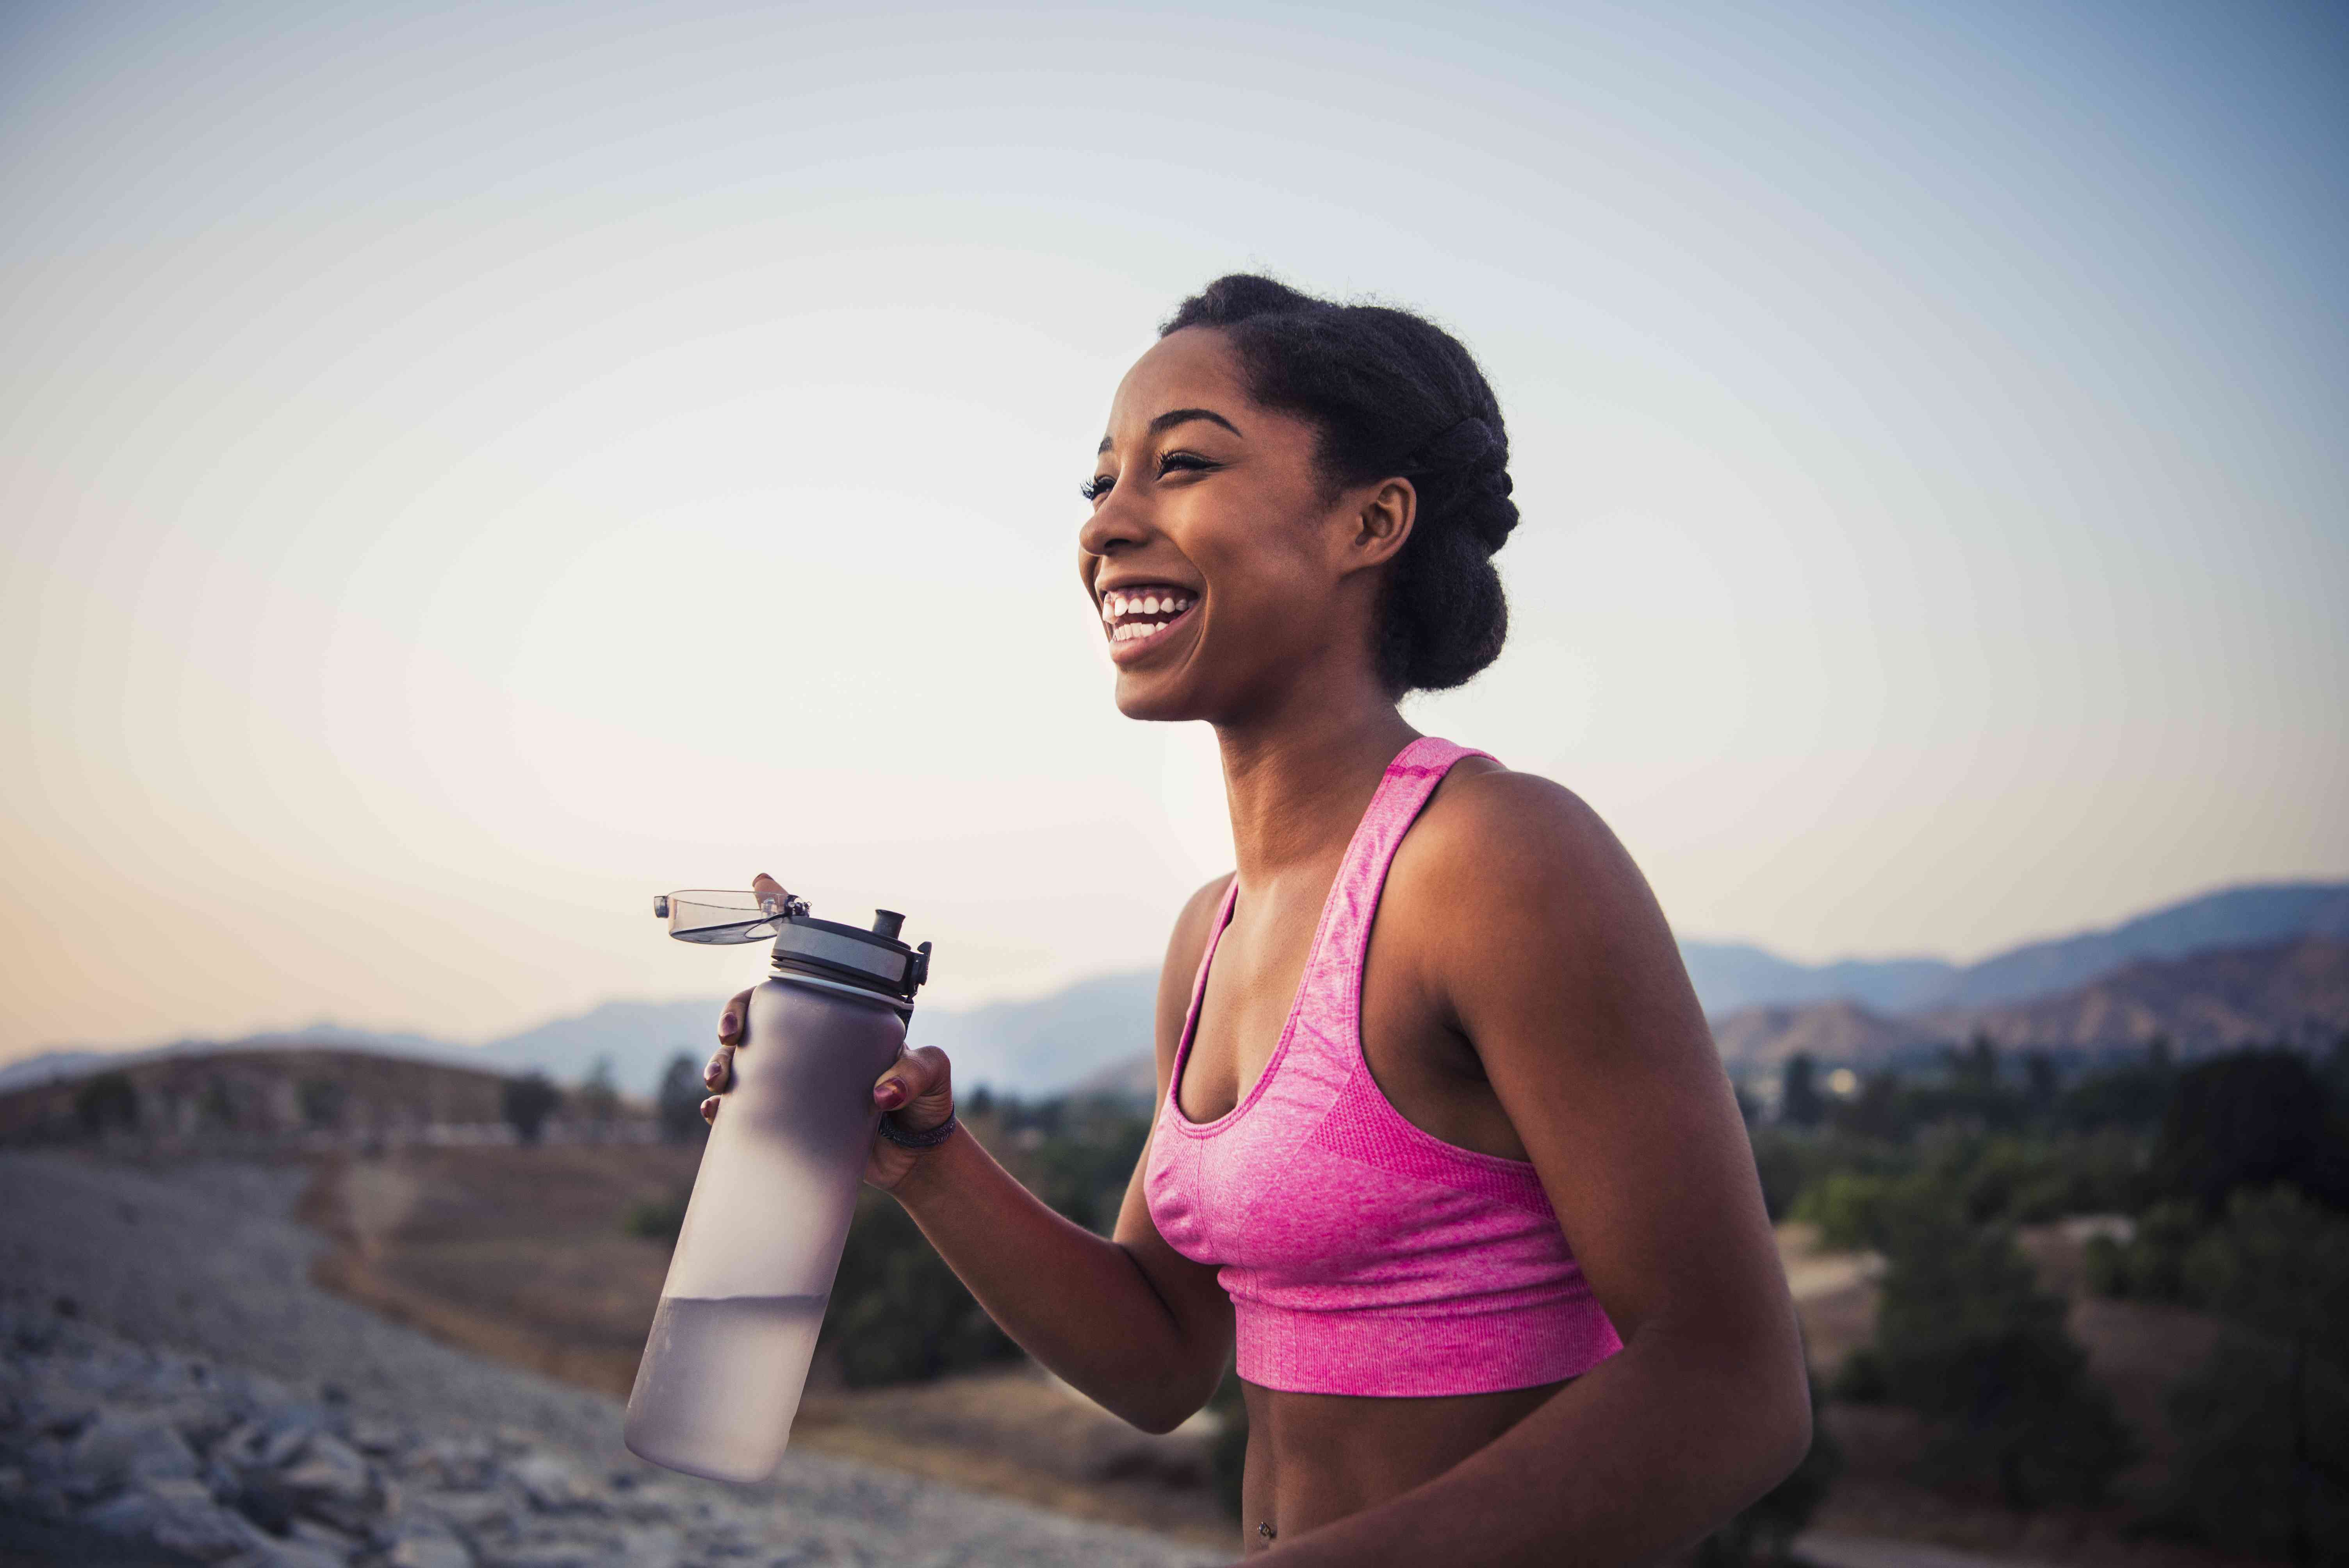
left=1111, top=1375, right=1215, bottom=1436
left=1762, top=1380, right=1814, bottom=1491
left=1104, top=1362, right=1222, bottom=1436
left=1739, top=1355, right=1816, bottom=1502
left=1122, top=1402, right=1193, bottom=1438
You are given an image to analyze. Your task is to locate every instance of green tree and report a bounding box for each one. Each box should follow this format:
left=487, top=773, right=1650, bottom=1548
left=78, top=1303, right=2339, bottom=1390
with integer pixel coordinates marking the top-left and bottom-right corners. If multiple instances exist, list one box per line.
left=74, top=1071, right=139, bottom=1136
left=822, top=1194, right=1016, bottom=1384
left=296, top=1076, right=347, bottom=1130
left=576, top=1055, right=620, bottom=1139
left=1780, top=1054, right=1824, bottom=1129
left=2153, top=1050, right=2347, bottom=1214
left=655, top=1051, right=708, bottom=1144
left=501, top=1071, right=561, bottom=1146
left=2160, top=1188, right=2349, bottom=1564
left=1868, top=1196, right=2133, bottom=1508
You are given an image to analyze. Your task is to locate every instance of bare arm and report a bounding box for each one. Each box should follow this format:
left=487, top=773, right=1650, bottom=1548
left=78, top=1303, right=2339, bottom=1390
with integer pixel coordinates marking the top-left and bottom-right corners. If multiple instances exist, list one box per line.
left=704, top=873, right=1235, bottom=1434
left=1266, top=776, right=1809, bottom=1565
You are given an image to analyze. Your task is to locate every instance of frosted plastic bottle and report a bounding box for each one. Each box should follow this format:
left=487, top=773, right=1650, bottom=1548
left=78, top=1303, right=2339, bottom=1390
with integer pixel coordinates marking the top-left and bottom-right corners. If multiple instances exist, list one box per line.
left=624, top=892, right=931, bottom=1483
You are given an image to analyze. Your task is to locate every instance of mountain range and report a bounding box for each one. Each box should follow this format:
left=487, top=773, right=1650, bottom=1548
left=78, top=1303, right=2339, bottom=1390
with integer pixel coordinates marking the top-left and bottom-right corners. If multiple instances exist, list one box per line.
left=5, top=880, right=2344, bottom=1099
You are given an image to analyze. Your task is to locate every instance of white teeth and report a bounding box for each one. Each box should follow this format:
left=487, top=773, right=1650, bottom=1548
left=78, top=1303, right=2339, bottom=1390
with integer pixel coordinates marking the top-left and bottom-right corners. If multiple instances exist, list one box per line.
left=1143, top=595, right=1161, bottom=615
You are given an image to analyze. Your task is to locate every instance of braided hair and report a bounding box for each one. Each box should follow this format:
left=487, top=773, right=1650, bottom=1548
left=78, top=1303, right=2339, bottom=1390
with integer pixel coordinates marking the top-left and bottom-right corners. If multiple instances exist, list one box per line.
left=1159, top=274, right=1519, bottom=694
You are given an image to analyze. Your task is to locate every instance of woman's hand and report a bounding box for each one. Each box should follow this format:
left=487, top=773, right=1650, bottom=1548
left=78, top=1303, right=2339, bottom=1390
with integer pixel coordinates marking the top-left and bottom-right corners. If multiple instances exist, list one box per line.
left=699, top=873, right=958, bottom=1192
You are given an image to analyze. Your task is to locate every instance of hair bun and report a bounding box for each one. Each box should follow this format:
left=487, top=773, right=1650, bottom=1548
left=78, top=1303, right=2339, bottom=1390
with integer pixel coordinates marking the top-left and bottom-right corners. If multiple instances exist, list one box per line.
left=1411, top=417, right=1496, bottom=470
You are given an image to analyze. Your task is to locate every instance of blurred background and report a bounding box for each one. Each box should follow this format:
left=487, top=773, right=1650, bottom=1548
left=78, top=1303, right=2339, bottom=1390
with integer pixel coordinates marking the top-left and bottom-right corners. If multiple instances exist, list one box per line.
left=2, top=2, right=2344, bottom=1566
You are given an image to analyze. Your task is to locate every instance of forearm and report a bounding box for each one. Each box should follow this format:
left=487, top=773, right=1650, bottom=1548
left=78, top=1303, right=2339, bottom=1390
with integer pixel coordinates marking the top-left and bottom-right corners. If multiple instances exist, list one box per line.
left=1268, top=1326, right=1810, bottom=1566
left=889, top=1128, right=1223, bottom=1431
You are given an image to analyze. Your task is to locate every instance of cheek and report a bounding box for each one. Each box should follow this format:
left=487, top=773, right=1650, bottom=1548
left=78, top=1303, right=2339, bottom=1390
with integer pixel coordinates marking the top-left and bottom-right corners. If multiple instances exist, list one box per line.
left=1181, top=486, right=1325, bottom=606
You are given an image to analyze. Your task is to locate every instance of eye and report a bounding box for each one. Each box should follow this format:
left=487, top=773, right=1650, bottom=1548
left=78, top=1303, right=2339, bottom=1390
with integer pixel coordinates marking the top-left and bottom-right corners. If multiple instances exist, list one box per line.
left=1157, top=450, right=1215, bottom=477
left=1079, top=473, right=1114, bottom=502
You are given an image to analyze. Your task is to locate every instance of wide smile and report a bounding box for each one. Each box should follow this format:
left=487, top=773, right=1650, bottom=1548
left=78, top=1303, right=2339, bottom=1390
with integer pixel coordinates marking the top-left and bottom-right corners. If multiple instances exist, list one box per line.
left=1098, top=583, right=1200, bottom=666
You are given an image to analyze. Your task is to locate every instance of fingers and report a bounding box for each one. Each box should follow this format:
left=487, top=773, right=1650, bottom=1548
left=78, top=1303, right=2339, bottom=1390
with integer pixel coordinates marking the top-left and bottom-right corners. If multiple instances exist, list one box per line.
left=751, top=871, right=791, bottom=918
left=873, top=1045, right=951, bottom=1115
left=717, top=987, right=755, bottom=1046
left=700, top=1094, right=721, bottom=1126
left=705, top=986, right=754, bottom=1094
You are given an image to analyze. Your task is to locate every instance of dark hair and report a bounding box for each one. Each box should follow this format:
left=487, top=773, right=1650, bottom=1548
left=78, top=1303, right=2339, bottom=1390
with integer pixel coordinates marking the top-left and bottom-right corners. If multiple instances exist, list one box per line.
left=1159, top=274, right=1518, bottom=693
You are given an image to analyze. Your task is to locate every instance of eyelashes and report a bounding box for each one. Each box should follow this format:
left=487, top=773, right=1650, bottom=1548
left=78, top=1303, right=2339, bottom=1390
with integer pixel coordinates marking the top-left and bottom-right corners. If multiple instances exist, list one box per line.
left=1080, top=451, right=1216, bottom=503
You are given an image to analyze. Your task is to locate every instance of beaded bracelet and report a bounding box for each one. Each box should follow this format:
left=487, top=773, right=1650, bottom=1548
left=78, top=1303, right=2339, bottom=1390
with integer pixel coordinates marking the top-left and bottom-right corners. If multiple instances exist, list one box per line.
left=876, top=1111, right=959, bottom=1150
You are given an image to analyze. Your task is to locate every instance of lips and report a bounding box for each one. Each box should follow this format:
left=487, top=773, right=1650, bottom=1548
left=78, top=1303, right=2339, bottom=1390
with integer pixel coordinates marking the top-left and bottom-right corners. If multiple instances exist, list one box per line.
left=1099, top=584, right=1195, bottom=642
left=1098, top=581, right=1199, bottom=664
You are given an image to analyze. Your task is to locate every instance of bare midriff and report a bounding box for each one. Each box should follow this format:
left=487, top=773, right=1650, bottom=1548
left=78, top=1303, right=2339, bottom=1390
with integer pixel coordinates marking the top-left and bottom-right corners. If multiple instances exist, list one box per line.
left=1237, top=1377, right=1568, bottom=1553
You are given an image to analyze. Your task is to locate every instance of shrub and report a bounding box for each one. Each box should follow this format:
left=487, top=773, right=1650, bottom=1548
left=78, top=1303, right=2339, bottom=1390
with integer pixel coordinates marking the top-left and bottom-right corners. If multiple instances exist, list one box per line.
left=821, top=1195, right=1016, bottom=1386
left=501, top=1071, right=561, bottom=1146
left=655, top=1051, right=708, bottom=1144
left=74, top=1071, right=139, bottom=1136
left=1869, top=1200, right=2134, bottom=1508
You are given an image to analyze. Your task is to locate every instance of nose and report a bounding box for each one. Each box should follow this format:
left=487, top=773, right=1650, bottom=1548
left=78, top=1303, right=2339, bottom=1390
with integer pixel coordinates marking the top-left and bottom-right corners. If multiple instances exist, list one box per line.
left=1078, top=486, right=1149, bottom=560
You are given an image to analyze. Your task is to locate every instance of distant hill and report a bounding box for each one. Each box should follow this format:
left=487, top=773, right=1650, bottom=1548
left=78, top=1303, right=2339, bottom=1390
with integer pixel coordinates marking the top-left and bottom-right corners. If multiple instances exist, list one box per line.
left=0, top=1046, right=521, bottom=1144
left=1677, top=944, right=1958, bottom=1016
left=11, top=879, right=2344, bottom=1101
left=1679, top=879, right=2349, bottom=1014
left=1707, top=999, right=1930, bottom=1071
left=1710, top=938, right=2349, bottom=1071
left=456, top=973, right=1163, bottom=1099
left=1915, top=937, right=2349, bottom=1056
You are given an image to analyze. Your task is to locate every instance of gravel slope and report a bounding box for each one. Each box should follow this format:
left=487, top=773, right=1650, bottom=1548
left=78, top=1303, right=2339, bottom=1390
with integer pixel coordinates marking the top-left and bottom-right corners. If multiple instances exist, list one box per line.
left=0, top=1151, right=1219, bottom=1568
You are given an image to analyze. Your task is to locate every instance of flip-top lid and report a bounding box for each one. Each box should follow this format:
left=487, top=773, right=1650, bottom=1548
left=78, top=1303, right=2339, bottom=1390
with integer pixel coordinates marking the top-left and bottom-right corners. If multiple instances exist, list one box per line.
left=651, top=890, right=930, bottom=1006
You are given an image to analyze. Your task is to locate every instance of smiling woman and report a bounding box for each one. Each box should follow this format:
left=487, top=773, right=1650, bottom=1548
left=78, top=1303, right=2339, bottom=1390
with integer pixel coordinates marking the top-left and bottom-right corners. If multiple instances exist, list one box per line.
left=703, top=274, right=1810, bottom=1563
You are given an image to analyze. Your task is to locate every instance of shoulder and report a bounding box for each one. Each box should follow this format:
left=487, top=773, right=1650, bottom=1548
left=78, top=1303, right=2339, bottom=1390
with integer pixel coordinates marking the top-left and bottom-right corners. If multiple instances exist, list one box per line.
left=1400, top=761, right=1645, bottom=923
left=1153, top=872, right=1235, bottom=1068
left=1392, top=760, right=1697, bottom=1035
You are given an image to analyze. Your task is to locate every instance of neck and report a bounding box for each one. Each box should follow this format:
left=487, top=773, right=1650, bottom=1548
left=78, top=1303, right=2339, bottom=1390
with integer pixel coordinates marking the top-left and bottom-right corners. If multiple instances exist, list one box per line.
left=1213, top=667, right=1417, bottom=886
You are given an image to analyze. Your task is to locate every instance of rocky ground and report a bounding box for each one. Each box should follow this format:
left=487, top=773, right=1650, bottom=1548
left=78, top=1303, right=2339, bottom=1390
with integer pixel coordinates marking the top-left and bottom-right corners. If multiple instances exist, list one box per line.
left=0, top=1151, right=1221, bottom=1568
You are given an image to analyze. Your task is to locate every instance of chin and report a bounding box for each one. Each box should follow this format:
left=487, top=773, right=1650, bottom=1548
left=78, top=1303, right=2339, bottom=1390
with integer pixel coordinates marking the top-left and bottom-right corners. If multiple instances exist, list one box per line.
left=1111, top=672, right=1206, bottom=723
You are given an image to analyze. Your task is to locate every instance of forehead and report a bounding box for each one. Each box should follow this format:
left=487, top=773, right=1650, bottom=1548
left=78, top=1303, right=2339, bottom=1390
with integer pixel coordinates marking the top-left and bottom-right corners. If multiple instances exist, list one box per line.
left=1105, top=328, right=1253, bottom=432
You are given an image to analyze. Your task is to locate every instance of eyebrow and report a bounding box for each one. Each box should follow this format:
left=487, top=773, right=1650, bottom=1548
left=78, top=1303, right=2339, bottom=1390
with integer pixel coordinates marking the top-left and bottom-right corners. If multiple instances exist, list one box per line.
left=1097, top=407, right=1244, bottom=454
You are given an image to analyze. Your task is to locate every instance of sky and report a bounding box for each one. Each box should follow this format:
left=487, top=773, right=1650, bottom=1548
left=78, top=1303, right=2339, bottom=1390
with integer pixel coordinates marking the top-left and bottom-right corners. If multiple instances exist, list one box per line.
left=2, top=0, right=2344, bottom=1062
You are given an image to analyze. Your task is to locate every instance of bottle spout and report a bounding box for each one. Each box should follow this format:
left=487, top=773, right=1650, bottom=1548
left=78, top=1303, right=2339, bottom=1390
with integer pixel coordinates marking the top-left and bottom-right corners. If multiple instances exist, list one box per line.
left=870, top=910, right=905, bottom=941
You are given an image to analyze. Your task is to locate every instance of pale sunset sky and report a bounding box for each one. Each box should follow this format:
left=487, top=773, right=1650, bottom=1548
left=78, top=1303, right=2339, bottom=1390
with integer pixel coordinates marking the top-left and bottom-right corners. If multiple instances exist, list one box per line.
left=3, top=0, right=2343, bottom=1061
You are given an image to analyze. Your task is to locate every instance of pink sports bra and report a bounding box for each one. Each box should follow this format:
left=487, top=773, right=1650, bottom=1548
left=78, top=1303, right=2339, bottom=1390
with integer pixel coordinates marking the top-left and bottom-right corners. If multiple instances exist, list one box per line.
left=1144, top=737, right=1622, bottom=1397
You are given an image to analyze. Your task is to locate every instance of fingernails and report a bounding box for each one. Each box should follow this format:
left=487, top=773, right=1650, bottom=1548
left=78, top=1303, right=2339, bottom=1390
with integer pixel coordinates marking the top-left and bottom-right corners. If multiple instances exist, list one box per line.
left=875, top=1080, right=907, bottom=1110
left=700, top=1095, right=720, bottom=1119
left=704, top=1060, right=724, bottom=1087
left=720, top=1013, right=739, bottom=1034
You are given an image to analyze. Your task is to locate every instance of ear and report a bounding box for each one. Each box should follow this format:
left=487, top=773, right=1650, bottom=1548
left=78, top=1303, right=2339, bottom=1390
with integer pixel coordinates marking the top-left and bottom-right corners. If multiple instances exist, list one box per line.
left=1338, top=477, right=1416, bottom=577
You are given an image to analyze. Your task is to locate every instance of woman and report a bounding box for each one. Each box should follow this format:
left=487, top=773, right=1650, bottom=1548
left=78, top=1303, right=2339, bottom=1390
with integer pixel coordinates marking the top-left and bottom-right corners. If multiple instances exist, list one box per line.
left=704, top=275, right=1810, bottom=1563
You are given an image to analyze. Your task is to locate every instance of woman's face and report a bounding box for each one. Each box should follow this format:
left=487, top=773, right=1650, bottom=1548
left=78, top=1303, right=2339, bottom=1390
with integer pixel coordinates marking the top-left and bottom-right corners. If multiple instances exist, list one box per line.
left=1077, top=328, right=1404, bottom=723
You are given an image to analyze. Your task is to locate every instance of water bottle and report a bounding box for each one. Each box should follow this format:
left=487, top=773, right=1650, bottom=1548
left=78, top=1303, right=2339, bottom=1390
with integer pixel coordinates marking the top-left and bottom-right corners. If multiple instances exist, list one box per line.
left=624, top=889, right=932, bottom=1483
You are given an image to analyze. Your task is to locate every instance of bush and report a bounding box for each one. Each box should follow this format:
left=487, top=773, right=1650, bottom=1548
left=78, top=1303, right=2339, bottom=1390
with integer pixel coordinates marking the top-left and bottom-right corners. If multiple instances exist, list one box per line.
left=296, top=1077, right=346, bottom=1130
left=2160, top=1331, right=2349, bottom=1562
left=2082, top=1199, right=2200, bottom=1303
left=2149, top=1186, right=2349, bottom=1561
left=501, top=1071, right=561, bottom=1146
left=74, top=1071, right=139, bottom=1136
left=2151, top=1049, right=2349, bottom=1215
left=1793, top=1170, right=1921, bottom=1252
left=821, top=1194, right=1017, bottom=1386
left=1868, top=1200, right=2134, bottom=1509
left=623, top=1189, right=691, bottom=1247
left=655, top=1051, right=708, bottom=1144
